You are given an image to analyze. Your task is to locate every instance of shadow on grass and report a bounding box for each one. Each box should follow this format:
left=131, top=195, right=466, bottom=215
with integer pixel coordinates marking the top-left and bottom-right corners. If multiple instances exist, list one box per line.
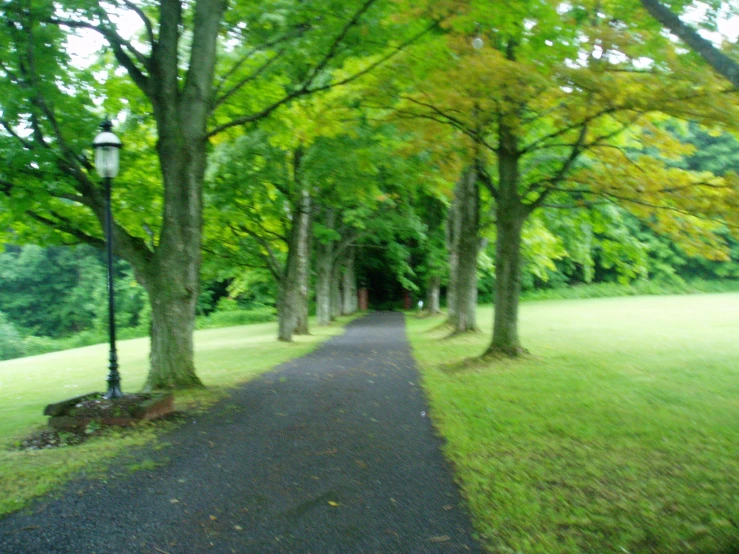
left=438, top=352, right=533, bottom=374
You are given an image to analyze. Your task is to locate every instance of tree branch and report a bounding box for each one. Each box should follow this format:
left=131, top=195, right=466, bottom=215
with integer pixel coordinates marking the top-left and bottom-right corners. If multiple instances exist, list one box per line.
left=476, top=160, right=498, bottom=200
left=229, top=223, right=284, bottom=280
left=639, top=0, right=739, bottom=89
left=26, top=210, right=105, bottom=248
left=214, top=47, right=289, bottom=109
left=214, top=25, right=309, bottom=100
left=119, top=0, right=155, bottom=45
left=525, top=123, right=589, bottom=213
left=207, top=19, right=438, bottom=138
left=46, top=16, right=150, bottom=93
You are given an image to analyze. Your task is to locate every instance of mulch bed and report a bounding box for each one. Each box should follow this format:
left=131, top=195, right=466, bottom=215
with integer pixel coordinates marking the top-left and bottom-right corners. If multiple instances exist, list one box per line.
left=17, top=410, right=186, bottom=451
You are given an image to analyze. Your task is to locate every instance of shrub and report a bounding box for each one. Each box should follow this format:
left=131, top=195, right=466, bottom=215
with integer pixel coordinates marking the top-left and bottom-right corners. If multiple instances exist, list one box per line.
left=196, top=306, right=276, bottom=329
left=521, top=278, right=739, bottom=302
left=0, top=312, right=25, bottom=361
left=21, top=335, right=59, bottom=357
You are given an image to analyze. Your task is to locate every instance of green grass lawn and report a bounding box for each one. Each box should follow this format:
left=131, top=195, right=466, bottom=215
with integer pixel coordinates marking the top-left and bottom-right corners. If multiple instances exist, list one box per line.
left=0, top=317, right=350, bottom=516
left=407, top=293, right=739, bottom=554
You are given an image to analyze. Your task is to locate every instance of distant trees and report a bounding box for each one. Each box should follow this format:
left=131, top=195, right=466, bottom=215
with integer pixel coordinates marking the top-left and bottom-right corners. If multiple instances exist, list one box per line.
left=0, top=245, right=146, bottom=337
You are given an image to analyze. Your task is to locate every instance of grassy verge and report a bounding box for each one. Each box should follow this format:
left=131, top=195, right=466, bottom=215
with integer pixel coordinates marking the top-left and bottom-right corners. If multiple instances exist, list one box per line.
left=6, top=307, right=278, bottom=360
left=407, top=294, right=739, bottom=553
left=0, top=315, right=356, bottom=516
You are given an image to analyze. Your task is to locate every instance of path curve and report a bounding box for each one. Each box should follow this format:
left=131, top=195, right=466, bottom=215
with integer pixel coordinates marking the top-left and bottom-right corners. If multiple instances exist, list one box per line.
left=1, top=312, right=481, bottom=553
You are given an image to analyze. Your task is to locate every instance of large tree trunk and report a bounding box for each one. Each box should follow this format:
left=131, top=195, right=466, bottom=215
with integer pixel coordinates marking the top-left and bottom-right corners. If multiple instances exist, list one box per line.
left=294, top=189, right=312, bottom=335
left=330, top=260, right=343, bottom=320
left=277, top=152, right=313, bottom=341
left=138, top=90, right=215, bottom=389
left=315, top=209, right=336, bottom=326
left=486, top=126, right=527, bottom=357
left=316, top=252, right=332, bottom=326
left=426, top=274, right=441, bottom=314
left=488, top=211, right=525, bottom=355
left=445, top=197, right=459, bottom=324
left=277, top=282, right=293, bottom=342
left=143, top=271, right=202, bottom=390
left=452, top=166, right=480, bottom=333
left=134, top=0, right=225, bottom=390
left=341, top=246, right=357, bottom=315
left=277, top=251, right=298, bottom=342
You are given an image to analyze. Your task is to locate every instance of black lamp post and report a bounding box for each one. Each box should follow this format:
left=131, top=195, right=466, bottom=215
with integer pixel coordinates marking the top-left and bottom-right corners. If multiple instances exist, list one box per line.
left=93, top=119, right=123, bottom=400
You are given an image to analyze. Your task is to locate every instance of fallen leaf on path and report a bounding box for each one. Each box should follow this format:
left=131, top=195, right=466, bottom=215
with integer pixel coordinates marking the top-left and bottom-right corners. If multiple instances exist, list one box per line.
left=169, top=499, right=179, bottom=504
left=234, top=525, right=243, bottom=531
left=327, top=501, right=340, bottom=507
left=429, top=536, right=450, bottom=543
left=209, top=515, right=217, bottom=521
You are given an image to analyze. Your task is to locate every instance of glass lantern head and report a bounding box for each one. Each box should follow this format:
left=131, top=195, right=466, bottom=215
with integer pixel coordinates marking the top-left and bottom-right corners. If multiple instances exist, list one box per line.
left=93, top=119, right=122, bottom=178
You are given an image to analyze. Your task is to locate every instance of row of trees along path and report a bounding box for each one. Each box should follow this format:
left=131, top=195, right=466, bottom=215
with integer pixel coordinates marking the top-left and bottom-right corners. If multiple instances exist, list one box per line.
left=1, top=0, right=739, bottom=391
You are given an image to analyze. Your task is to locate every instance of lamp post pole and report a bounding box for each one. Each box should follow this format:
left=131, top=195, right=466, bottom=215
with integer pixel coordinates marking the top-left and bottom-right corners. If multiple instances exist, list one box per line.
left=103, top=173, right=122, bottom=399
left=94, top=119, right=123, bottom=399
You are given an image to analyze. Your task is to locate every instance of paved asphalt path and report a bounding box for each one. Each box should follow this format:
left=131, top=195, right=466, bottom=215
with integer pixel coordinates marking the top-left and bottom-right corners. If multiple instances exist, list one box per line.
left=0, top=312, right=482, bottom=553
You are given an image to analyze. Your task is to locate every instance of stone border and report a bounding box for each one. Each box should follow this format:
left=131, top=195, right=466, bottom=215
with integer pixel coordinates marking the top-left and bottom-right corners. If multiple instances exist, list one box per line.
left=44, top=393, right=174, bottom=429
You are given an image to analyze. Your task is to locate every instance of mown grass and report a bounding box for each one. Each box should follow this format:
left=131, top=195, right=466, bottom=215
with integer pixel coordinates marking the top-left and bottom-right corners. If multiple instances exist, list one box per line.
left=0, top=316, right=353, bottom=516
left=407, top=294, right=739, bottom=554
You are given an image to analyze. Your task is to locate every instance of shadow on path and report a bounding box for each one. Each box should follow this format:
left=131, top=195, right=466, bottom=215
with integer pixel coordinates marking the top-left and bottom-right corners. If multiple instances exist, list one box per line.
left=1, top=312, right=482, bottom=553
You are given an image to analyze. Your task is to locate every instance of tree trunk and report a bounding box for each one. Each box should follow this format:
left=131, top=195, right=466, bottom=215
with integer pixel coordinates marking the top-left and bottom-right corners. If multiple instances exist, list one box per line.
left=294, top=189, right=312, bottom=335
left=426, top=274, right=441, bottom=314
left=486, top=125, right=527, bottom=357
left=452, top=166, right=479, bottom=333
left=138, top=110, right=212, bottom=390
left=445, top=197, right=459, bottom=324
left=488, top=211, right=525, bottom=355
left=330, top=260, right=343, bottom=320
left=316, top=252, right=332, bottom=326
left=315, top=209, right=335, bottom=326
left=136, top=0, right=225, bottom=390
left=342, top=246, right=357, bottom=315
left=144, top=272, right=203, bottom=390
left=277, top=279, right=296, bottom=342
left=277, top=181, right=312, bottom=341
left=277, top=253, right=298, bottom=342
